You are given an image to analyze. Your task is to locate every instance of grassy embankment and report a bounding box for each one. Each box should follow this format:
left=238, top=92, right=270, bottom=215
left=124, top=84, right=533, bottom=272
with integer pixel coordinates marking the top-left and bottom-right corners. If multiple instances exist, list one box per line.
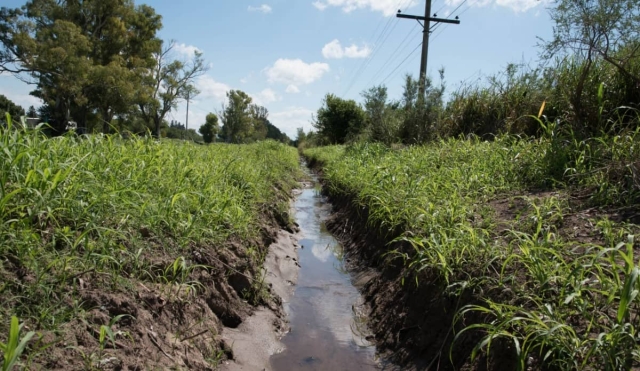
left=305, top=126, right=640, bottom=370
left=0, top=121, right=301, bottom=369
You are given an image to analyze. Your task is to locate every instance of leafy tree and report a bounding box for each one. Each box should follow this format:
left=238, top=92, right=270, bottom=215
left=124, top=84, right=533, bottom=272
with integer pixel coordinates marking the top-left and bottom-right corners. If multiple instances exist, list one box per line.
left=220, top=90, right=254, bottom=143
left=26, top=106, right=37, bottom=117
left=400, top=72, right=445, bottom=144
left=361, top=85, right=401, bottom=144
left=313, top=94, right=365, bottom=144
left=545, top=0, right=640, bottom=85
left=0, top=0, right=162, bottom=134
left=249, top=104, right=269, bottom=142
left=199, top=113, right=220, bottom=143
left=0, top=95, right=25, bottom=120
left=265, top=121, right=290, bottom=144
left=138, top=41, right=207, bottom=138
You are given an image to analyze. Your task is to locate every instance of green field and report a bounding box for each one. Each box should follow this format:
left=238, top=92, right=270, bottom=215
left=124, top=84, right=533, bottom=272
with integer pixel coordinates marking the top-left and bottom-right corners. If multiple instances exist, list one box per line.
left=305, top=133, right=640, bottom=370
left=0, top=125, right=300, bottom=369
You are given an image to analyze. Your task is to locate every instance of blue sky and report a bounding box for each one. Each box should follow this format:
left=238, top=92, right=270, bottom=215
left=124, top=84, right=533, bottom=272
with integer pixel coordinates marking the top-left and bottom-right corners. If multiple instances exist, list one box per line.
left=1, top=0, right=554, bottom=138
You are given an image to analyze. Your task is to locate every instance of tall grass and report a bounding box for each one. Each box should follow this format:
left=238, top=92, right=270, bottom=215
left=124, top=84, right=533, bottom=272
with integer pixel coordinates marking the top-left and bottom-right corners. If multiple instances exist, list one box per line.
left=0, top=122, right=300, bottom=364
left=305, top=126, right=640, bottom=369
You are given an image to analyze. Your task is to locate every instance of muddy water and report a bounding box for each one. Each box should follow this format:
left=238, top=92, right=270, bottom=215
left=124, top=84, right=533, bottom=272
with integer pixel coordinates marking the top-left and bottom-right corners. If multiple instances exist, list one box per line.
left=269, top=182, right=379, bottom=370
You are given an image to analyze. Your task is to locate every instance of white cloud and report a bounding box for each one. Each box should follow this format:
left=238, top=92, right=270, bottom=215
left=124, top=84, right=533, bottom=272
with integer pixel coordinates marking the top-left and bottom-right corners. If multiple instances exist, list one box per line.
left=265, top=59, right=330, bottom=92
left=173, top=43, right=202, bottom=58
left=248, top=4, right=272, bottom=13
left=270, top=107, right=315, bottom=139
left=194, top=75, right=230, bottom=102
left=252, top=88, right=281, bottom=105
left=285, top=84, right=300, bottom=94
left=0, top=86, right=42, bottom=111
left=495, top=0, right=544, bottom=12
left=312, top=0, right=419, bottom=16
left=322, top=40, right=344, bottom=59
left=312, top=1, right=328, bottom=10
left=444, top=0, right=546, bottom=12
left=322, top=39, right=371, bottom=59
left=344, top=44, right=372, bottom=58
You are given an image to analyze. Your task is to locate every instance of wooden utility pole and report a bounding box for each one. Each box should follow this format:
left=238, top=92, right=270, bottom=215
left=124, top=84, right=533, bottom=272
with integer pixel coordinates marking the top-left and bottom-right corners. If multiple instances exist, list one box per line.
left=397, top=1, right=460, bottom=96
left=185, top=90, right=190, bottom=140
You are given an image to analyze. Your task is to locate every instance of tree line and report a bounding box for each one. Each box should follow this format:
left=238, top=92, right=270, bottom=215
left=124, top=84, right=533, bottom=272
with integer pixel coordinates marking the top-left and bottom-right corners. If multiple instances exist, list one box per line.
left=0, top=0, right=291, bottom=144
left=300, top=0, right=640, bottom=147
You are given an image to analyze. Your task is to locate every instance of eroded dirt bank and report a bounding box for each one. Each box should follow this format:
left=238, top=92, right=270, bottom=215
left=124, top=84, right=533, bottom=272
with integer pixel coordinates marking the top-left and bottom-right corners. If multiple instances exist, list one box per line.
left=20, top=198, right=302, bottom=370
left=221, top=227, right=302, bottom=370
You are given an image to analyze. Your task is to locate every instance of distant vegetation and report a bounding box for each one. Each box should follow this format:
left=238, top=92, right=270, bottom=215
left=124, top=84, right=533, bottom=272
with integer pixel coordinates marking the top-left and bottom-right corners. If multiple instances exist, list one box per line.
left=298, top=0, right=639, bottom=147
left=0, top=1, right=291, bottom=143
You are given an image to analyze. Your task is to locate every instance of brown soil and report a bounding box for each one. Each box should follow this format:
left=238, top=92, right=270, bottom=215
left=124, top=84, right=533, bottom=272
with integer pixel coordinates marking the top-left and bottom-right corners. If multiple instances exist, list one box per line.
left=6, top=200, right=301, bottom=370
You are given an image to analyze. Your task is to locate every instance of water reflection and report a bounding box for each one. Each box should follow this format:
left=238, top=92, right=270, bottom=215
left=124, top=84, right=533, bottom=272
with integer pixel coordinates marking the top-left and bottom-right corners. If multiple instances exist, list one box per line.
left=270, top=183, right=378, bottom=370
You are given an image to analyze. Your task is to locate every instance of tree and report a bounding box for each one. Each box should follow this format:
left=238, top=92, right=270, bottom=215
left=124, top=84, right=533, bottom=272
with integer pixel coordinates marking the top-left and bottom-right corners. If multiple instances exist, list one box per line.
left=313, top=94, right=365, bottom=144
left=400, top=72, right=445, bottom=144
left=0, top=0, right=162, bottom=134
left=542, top=0, right=640, bottom=131
left=199, top=113, right=219, bottom=143
left=0, top=95, right=25, bottom=120
left=361, top=85, right=400, bottom=144
left=138, top=41, right=207, bottom=138
left=26, top=106, right=37, bottom=117
left=545, top=0, right=640, bottom=85
left=220, top=90, right=253, bottom=143
left=249, top=104, right=269, bottom=142
left=265, top=121, right=290, bottom=144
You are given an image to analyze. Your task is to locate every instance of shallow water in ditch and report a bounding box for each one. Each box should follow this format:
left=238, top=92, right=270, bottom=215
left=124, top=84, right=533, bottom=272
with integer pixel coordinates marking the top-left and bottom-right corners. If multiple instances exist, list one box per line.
left=269, top=182, right=379, bottom=370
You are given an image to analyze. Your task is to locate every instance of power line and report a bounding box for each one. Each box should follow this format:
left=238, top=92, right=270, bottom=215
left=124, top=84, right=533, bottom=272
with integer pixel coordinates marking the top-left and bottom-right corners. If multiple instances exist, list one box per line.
left=387, top=45, right=422, bottom=84
left=341, top=0, right=411, bottom=97
left=396, top=0, right=461, bottom=95
left=367, top=22, right=420, bottom=87
left=380, top=42, right=422, bottom=85
left=431, top=3, right=470, bottom=42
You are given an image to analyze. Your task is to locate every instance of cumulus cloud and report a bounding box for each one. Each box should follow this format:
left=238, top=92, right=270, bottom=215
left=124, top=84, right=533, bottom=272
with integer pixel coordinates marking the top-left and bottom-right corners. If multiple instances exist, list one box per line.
left=194, top=75, right=230, bottom=102
left=312, top=1, right=328, bottom=10
left=285, top=85, right=301, bottom=94
left=322, top=39, right=371, bottom=59
left=173, top=43, right=202, bottom=58
left=248, top=4, right=272, bottom=13
left=265, top=59, right=330, bottom=92
left=270, top=107, right=315, bottom=139
left=312, top=0, right=419, bottom=16
left=251, top=88, right=281, bottom=105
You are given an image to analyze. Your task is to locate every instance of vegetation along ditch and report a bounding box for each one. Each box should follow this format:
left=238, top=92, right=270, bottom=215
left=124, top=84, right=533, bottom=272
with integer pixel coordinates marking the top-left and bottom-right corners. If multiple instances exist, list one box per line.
left=2, top=0, right=640, bottom=368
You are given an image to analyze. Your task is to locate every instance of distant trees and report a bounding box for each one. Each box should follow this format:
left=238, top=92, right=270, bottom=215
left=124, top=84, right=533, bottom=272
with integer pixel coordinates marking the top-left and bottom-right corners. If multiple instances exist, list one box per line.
left=313, top=94, right=365, bottom=144
left=0, top=0, right=163, bottom=133
left=0, top=95, right=25, bottom=120
left=220, top=90, right=254, bottom=143
left=199, top=113, right=220, bottom=143
left=0, top=2, right=298, bottom=140
left=138, top=41, right=207, bottom=138
left=219, top=90, right=288, bottom=144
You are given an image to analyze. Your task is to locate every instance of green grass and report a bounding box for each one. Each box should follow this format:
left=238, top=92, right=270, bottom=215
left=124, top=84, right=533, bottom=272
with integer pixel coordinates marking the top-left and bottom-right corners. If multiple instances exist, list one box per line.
left=305, top=131, right=640, bottom=369
left=0, top=123, right=300, bottom=367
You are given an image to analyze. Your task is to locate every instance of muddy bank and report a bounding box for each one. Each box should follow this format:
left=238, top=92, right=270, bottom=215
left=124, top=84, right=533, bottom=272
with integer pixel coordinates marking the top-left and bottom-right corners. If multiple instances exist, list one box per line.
left=222, top=228, right=301, bottom=370
left=20, top=199, right=301, bottom=370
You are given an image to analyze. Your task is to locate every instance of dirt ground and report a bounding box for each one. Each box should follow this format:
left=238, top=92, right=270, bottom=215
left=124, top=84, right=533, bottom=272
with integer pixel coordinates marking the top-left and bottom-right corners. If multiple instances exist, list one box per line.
left=12, top=199, right=302, bottom=370
left=221, top=229, right=301, bottom=371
